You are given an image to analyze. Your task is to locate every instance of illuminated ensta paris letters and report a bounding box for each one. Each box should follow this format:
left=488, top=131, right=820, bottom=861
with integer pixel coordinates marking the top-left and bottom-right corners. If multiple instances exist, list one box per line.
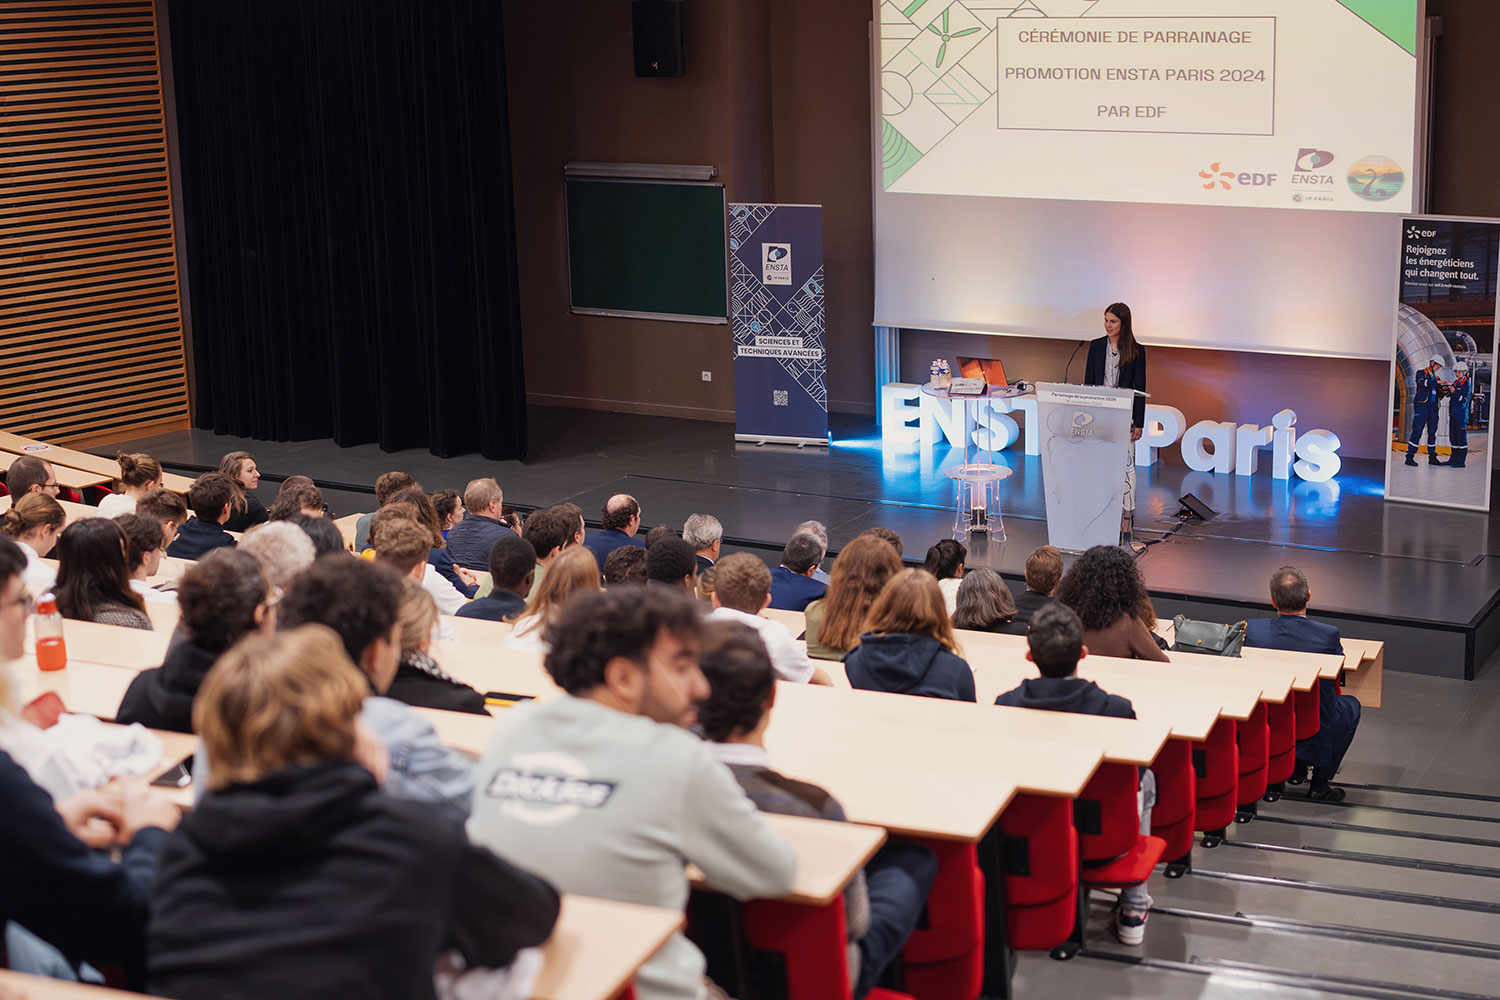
left=878, top=383, right=1342, bottom=483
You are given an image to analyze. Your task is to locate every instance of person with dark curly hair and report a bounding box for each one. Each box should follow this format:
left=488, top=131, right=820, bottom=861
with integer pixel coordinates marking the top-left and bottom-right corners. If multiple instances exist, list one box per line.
left=468, top=586, right=795, bottom=1000
left=116, top=549, right=273, bottom=732
left=1052, top=545, right=1168, bottom=661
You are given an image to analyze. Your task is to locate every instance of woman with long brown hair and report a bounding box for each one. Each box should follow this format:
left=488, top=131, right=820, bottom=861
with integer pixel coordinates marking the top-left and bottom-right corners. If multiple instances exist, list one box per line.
left=802, top=534, right=903, bottom=661
left=1083, top=302, right=1147, bottom=543
left=217, top=451, right=268, bottom=532
left=2, top=492, right=65, bottom=594
left=97, top=452, right=164, bottom=518
left=843, top=569, right=974, bottom=702
left=54, top=519, right=151, bottom=630
left=503, top=546, right=600, bottom=653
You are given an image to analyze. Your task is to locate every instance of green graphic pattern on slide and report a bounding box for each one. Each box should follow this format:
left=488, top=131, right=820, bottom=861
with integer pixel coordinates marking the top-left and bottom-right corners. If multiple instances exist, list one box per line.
left=882, top=120, right=924, bottom=188
left=1335, top=0, right=1417, bottom=57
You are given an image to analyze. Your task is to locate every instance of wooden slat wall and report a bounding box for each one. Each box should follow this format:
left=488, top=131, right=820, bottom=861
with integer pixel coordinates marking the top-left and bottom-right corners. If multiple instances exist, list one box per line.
left=0, top=0, right=189, bottom=447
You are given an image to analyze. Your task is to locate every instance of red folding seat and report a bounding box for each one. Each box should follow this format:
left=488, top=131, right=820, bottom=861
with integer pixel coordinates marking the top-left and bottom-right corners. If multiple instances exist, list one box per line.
left=1193, top=718, right=1239, bottom=845
left=741, top=895, right=916, bottom=1000
left=900, top=838, right=984, bottom=1000
left=1294, top=683, right=1321, bottom=741
left=1264, top=696, right=1297, bottom=795
left=1235, top=702, right=1270, bottom=817
left=1147, top=737, right=1196, bottom=876
left=996, top=793, right=1077, bottom=952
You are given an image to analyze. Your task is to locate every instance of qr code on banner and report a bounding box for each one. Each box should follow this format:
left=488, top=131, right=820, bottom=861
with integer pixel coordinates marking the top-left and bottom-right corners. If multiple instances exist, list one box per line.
left=773, top=390, right=789, bottom=407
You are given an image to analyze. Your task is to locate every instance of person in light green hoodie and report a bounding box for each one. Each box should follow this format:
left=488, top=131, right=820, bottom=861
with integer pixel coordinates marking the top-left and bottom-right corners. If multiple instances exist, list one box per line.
left=467, top=586, right=796, bottom=1000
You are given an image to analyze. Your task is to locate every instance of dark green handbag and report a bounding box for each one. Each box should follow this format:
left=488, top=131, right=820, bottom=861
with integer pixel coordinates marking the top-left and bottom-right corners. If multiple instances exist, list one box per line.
left=1171, top=615, right=1247, bottom=657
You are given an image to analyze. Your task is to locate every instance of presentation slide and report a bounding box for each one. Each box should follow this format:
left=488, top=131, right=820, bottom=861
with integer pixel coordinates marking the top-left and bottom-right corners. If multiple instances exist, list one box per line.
left=873, top=0, right=1422, bottom=359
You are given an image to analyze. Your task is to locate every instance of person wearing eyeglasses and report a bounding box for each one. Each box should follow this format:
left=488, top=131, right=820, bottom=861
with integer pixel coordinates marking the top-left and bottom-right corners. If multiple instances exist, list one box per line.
left=4, top=456, right=61, bottom=500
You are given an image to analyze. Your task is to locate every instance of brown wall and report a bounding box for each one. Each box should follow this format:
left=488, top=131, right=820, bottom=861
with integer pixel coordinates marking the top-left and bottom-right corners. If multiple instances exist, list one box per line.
left=505, top=0, right=1497, bottom=433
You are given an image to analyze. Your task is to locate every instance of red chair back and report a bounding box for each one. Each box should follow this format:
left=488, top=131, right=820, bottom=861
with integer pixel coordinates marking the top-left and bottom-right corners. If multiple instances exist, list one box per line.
left=1294, top=684, right=1321, bottom=741
left=742, top=897, right=854, bottom=998
left=1073, top=762, right=1139, bottom=865
left=1236, top=702, right=1270, bottom=805
left=997, top=793, right=1078, bottom=951
left=1194, top=717, right=1240, bottom=831
left=1149, top=737, right=1197, bottom=860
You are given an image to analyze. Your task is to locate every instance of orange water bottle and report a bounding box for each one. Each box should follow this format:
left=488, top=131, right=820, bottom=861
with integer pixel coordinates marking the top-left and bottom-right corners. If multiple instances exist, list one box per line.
left=35, top=594, right=67, bottom=672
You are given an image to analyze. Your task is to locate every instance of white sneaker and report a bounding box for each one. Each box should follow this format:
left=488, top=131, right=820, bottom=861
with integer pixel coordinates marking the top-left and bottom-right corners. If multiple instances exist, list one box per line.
left=1114, top=905, right=1148, bottom=946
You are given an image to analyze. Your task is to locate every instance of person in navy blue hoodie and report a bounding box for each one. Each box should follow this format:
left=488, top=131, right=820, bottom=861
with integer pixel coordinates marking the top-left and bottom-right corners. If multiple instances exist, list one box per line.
left=456, top=535, right=536, bottom=622
left=165, top=472, right=238, bottom=560
left=0, top=535, right=182, bottom=987
left=844, top=569, right=975, bottom=702
left=1244, top=565, right=1360, bottom=802
left=994, top=601, right=1154, bottom=945
left=768, top=532, right=828, bottom=612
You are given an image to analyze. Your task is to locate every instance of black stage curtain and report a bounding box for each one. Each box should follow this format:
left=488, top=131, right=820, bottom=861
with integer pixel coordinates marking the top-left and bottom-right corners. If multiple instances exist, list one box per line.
left=167, top=0, right=527, bottom=459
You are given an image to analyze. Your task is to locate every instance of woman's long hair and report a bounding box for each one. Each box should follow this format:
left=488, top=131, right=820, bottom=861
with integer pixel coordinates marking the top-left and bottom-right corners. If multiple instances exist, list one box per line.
left=1105, top=302, right=1139, bottom=364
left=953, top=567, right=1017, bottom=630
left=862, top=568, right=962, bottom=655
left=514, top=546, right=600, bottom=635
left=817, top=534, right=903, bottom=652
left=54, top=518, right=145, bottom=620
left=217, top=451, right=256, bottom=514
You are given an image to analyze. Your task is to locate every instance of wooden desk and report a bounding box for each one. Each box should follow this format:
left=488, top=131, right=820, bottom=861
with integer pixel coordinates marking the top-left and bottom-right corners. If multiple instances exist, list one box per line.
left=146, top=602, right=181, bottom=632
left=24, top=618, right=168, bottom=672
left=13, top=658, right=136, bottom=720
left=0, top=452, right=109, bottom=492
left=0, top=431, right=194, bottom=492
left=0, top=970, right=146, bottom=999
left=445, top=613, right=514, bottom=646
left=693, top=812, right=886, bottom=906
left=0, top=497, right=103, bottom=524
left=533, top=895, right=684, bottom=1000
left=334, top=512, right=364, bottom=551
left=1340, top=637, right=1385, bottom=707
left=763, top=607, right=807, bottom=635
left=432, top=641, right=562, bottom=699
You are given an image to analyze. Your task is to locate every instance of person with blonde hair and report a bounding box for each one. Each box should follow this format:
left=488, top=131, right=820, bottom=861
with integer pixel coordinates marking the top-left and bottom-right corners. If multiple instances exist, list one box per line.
left=2, top=492, right=65, bottom=594
left=217, top=450, right=268, bottom=533
left=148, top=625, right=560, bottom=1000
left=96, top=451, right=163, bottom=518
left=844, top=569, right=975, bottom=702
left=369, top=509, right=468, bottom=616
left=238, top=521, right=316, bottom=594
left=803, top=534, right=903, bottom=661
left=502, top=546, right=600, bottom=653
left=387, top=582, right=487, bottom=715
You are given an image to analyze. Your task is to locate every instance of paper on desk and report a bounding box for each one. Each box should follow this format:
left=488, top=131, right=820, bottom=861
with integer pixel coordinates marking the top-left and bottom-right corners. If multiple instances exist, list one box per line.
left=435, top=945, right=541, bottom=1000
left=0, top=712, right=163, bottom=799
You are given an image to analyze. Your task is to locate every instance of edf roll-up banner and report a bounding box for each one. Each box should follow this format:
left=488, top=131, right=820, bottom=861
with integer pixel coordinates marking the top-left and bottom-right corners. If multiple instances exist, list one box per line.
left=1385, top=217, right=1500, bottom=511
left=729, top=204, right=828, bottom=445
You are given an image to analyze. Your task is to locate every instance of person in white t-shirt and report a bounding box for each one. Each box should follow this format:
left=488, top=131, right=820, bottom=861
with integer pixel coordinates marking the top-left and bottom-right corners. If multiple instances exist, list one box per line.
left=922, top=539, right=966, bottom=615
left=1, top=494, right=64, bottom=596
left=95, top=452, right=163, bottom=519
left=707, top=553, right=833, bottom=686
left=115, top=513, right=177, bottom=606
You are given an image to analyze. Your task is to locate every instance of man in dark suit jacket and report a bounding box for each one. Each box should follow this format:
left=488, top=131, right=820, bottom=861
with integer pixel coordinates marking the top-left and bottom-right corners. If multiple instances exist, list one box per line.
left=581, top=494, right=645, bottom=569
left=768, top=532, right=827, bottom=611
left=1243, top=565, right=1360, bottom=802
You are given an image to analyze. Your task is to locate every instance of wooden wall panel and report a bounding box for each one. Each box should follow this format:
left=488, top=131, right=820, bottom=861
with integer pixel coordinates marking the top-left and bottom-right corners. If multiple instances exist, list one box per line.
left=0, top=0, right=188, bottom=446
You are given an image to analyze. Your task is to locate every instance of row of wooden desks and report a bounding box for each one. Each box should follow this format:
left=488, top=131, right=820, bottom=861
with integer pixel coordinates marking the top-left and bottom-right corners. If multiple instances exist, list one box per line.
left=0, top=430, right=196, bottom=493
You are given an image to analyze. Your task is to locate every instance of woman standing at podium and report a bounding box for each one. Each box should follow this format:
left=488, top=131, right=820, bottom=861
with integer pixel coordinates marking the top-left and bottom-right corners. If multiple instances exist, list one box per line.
left=1083, top=302, right=1146, bottom=544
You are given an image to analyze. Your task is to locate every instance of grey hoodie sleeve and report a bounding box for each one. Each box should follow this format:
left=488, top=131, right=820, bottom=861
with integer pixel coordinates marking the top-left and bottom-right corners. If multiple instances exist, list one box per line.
left=680, top=748, right=797, bottom=900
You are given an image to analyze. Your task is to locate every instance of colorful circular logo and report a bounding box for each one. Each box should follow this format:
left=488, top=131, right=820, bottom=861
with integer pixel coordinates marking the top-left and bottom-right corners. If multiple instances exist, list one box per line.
left=1346, top=155, right=1404, bottom=202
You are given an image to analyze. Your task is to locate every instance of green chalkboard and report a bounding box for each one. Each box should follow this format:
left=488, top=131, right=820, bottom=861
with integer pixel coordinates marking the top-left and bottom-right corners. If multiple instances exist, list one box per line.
left=565, top=178, right=728, bottom=323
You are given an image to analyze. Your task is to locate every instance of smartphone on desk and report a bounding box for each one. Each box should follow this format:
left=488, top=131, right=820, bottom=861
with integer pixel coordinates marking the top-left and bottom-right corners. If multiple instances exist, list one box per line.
left=484, top=691, right=536, bottom=708
left=151, top=755, right=195, bottom=789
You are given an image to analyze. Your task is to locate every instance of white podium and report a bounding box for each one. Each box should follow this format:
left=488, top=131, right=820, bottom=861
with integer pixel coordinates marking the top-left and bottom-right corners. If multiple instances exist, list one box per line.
left=1034, top=382, right=1143, bottom=552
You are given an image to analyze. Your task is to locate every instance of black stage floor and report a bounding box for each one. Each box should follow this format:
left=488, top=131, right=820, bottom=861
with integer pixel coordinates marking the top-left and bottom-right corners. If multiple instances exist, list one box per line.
left=108, top=408, right=1500, bottom=680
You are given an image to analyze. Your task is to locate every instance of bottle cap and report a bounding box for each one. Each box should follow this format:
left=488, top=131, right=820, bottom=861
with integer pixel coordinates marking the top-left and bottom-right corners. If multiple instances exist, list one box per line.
left=36, top=594, right=57, bottom=615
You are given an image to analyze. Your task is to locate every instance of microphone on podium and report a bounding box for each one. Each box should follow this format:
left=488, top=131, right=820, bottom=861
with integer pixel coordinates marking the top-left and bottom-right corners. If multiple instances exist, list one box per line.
left=1063, top=339, right=1085, bottom=382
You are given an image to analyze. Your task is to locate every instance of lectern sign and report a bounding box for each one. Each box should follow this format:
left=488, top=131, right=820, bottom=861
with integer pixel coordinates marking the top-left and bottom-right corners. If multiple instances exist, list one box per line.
left=1034, top=382, right=1136, bottom=552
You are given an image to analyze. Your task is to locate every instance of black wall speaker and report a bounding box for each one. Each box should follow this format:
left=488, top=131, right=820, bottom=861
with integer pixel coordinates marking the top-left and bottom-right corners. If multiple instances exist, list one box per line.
left=1177, top=492, right=1218, bottom=522
left=633, top=0, right=685, bottom=78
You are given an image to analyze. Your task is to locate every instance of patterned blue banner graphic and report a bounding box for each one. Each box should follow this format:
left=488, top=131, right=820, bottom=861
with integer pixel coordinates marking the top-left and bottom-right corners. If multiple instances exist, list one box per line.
left=729, top=204, right=828, bottom=444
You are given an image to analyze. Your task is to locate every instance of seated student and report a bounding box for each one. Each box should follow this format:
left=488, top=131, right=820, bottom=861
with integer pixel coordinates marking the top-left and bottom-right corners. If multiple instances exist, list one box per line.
left=457, top=535, right=536, bottom=622
left=266, top=476, right=326, bottom=521
left=557, top=501, right=587, bottom=548
left=698, top=621, right=938, bottom=997
left=288, top=511, right=346, bottom=556
left=922, top=538, right=966, bottom=614
left=432, top=488, right=463, bottom=538
left=116, top=513, right=178, bottom=606
left=150, top=626, right=559, bottom=1000
left=856, top=526, right=903, bottom=557
left=468, top=586, right=796, bottom=1000
left=389, top=582, right=488, bottom=715
left=845, top=569, right=975, bottom=702
left=0, top=535, right=182, bottom=988
left=707, top=553, right=831, bottom=685
left=166, top=473, right=238, bottom=560
left=274, top=556, right=478, bottom=822
left=1138, top=595, right=1170, bottom=651
left=520, top=505, right=577, bottom=601
left=644, top=524, right=677, bottom=549
left=602, top=544, right=647, bottom=586
left=5, top=455, right=61, bottom=500
left=768, top=532, right=828, bottom=611
left=53, top=519, right=152, bottom=630
left=580, top=493, right=645, bottom=568
left=683, top=513, right=722, bottom=575
left=2, top=492, right=65, bottom=594
left=1013, top=545, right=1062, bottom=622
left=368, top=508, right=469, bottom=616
left=238, top=521, right=316, bottom=594
left=1245, top=565, right=1361, bottom=802
left=135, top=487, right=189, bottom=550
left=804, top=534, right=902, bottom=661
left=646, top=536, right=699, bottom=594
left=797, top=519, right=832, bottom=584
left=116, top=549, right=272, bottom=732
left=952, top=567, right=1022, bottom=634
left=1053, top=545, right=1168, bottom=662
left=504, top=546, right=601, bottom=652
left=354, top=471, right=419, bottom=553
left=97, top=452, right=163, bottom=518
left=387, top=487, right=477, bottom=599
left=445, top=477, right=515, bottom=571
left=994, top=602, right=1153, bottom=944
left=695, top=564, right=717, bottom=604
left=217, top=451, right=269, bottom=533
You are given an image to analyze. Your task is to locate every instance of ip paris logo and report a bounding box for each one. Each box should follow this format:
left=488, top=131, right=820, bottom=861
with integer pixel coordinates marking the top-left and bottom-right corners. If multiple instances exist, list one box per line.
left=761, top=243, right=791, bottom=285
